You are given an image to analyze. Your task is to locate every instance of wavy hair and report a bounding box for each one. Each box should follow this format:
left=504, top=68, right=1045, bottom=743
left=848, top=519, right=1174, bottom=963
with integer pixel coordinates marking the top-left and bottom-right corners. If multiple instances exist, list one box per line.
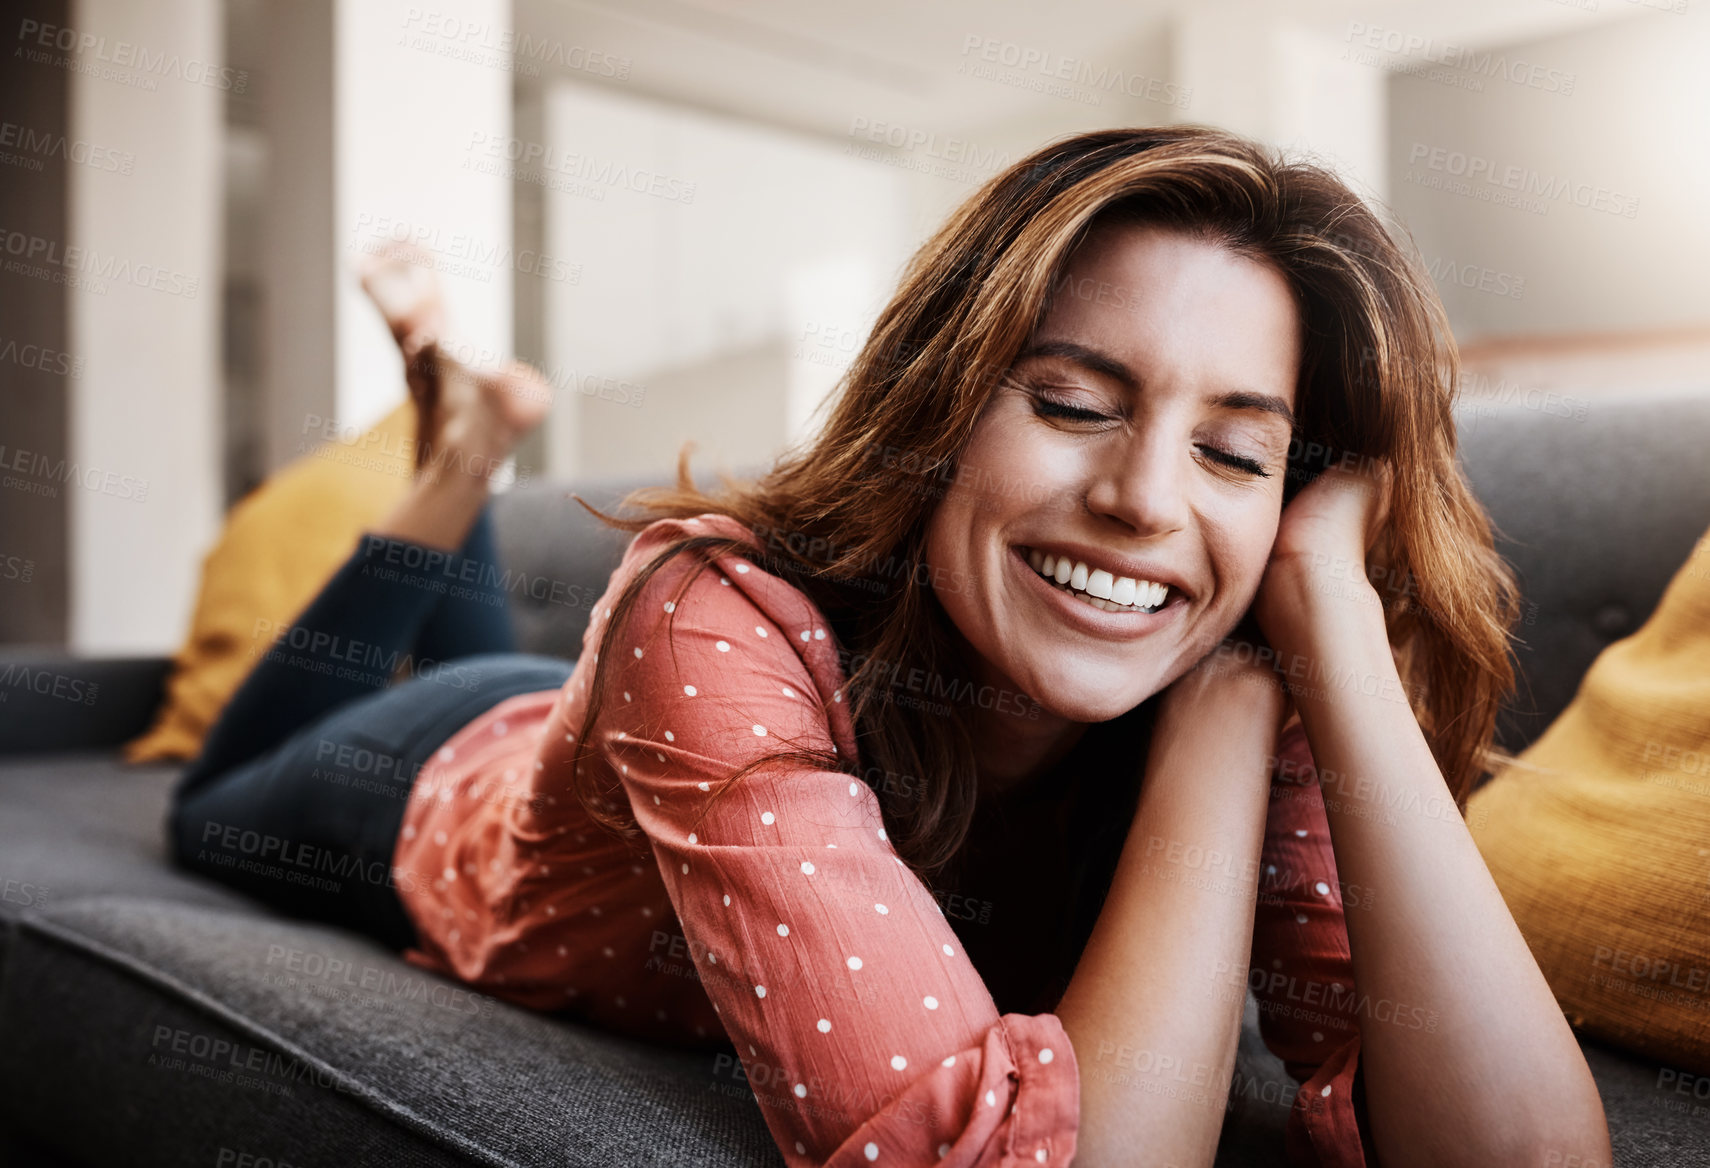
left=564, top=125, right=1522, bottom=883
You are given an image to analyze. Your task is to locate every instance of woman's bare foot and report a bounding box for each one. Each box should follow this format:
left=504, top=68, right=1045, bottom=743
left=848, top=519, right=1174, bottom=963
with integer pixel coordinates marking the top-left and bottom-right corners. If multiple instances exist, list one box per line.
left=431, top=353, right=552, bottom=482
left=357, top=243, right=449, bottom=470
left=358, top=245, right=553, bottom=552
left=355, top=243, right=550, bottom=479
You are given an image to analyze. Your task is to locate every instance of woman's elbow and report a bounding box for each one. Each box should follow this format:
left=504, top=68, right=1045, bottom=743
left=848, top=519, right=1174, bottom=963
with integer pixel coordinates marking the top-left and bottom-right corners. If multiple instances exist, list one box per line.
left=1529, top=1115, right=1613, bottom=1168
left=1476, top=1103, right=1612, bottom=1168
left=1385, top=1095, right=1611, bottom=1168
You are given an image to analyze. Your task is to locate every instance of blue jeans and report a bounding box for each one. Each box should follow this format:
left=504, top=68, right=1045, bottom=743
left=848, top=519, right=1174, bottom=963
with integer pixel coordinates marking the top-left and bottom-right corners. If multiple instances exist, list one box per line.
left=166, top=507, right=575, bottom=950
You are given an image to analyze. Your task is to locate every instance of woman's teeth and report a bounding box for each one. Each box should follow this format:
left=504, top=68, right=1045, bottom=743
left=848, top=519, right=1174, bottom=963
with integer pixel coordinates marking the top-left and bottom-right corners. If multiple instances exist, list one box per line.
left=1025, top=548, right=1170, bottom=614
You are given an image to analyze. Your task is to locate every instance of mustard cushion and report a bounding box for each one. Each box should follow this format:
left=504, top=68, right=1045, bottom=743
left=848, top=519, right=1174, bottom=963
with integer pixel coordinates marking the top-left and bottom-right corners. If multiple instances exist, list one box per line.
left=125, top=402, right=417, bottom=762
left=1470, top=523, right=1710, bottom=1071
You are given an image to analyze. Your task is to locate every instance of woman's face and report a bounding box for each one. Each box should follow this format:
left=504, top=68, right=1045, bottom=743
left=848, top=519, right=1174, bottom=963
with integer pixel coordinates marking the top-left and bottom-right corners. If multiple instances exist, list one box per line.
left=923, top=221, right=1302, bottom=724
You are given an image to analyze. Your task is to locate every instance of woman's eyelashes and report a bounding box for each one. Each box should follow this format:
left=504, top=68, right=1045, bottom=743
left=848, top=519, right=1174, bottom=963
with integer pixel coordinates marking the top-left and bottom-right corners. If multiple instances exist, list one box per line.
left=1030, top=388, right=1110, bottom=425
left=1197, top=445, right=1270, bottom=477
left=1028, top=386, right=1272, bottom=477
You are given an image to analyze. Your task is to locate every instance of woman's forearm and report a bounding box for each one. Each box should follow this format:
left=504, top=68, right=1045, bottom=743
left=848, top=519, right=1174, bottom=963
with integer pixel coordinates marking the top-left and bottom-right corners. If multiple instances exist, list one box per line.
left=1056, top=663, right=1284, bottom=1168
left=1273, top=573, right=1612, bottom=1168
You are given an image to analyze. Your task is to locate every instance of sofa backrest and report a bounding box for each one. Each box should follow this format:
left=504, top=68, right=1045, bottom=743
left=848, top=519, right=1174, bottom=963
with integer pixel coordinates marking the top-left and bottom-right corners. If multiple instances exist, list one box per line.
left=1456, top=388, right=1710, bottom=750
left=492, top=388, right=1710, bottom=756
left=489, top=474, right=666, bottom=662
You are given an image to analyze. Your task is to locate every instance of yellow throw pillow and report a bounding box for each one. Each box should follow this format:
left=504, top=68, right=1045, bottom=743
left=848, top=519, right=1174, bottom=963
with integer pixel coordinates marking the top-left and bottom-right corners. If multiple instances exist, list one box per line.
left=125, top=402, right=418, bottom=761
left=1470, top=523, right=1710, bottom=1071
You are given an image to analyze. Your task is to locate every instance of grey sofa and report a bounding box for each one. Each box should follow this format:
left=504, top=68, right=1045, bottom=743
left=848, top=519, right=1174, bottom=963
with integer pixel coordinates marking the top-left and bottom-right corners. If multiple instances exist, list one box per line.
left=2, top=389, right=1709, bottom=1167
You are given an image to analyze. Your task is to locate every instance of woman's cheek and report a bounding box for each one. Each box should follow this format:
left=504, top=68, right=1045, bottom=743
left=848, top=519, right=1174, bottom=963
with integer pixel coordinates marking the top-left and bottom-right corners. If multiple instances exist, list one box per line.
left=1210, top=519, right=1275, bottom=613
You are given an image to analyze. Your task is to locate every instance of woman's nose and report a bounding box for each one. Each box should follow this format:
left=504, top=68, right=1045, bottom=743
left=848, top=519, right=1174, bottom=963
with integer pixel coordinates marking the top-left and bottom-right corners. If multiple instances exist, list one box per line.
left=1083, top=431, right=1192, bottom=537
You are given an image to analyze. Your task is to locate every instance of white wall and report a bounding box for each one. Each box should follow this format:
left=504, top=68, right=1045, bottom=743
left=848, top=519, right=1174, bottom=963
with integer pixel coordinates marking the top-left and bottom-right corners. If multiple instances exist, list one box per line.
left=68, top=0, right=223, bottom=653
left=537, top=80, right=911, bottom=481
left=1387, top=7, right=1710, bottom=341
left=1171, top=5, right=1389, bottom=202
left=525, top=9, right=1401, bottom=487
left=335, top=0, right=513, bottom=434
left=262, top=0, right=513, bottom=473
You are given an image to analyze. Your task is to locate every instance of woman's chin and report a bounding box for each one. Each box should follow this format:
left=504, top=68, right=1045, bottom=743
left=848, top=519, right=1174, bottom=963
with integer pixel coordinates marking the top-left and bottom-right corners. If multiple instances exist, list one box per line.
left=1026, top=681, right=1159, bottom=725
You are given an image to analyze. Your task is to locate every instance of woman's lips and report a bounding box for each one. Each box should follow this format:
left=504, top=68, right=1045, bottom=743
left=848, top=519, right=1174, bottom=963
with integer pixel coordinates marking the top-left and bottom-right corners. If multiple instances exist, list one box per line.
left=1021, top=545, right=1171, bottom=612
left=1008, top=545, right=1185, bottom=637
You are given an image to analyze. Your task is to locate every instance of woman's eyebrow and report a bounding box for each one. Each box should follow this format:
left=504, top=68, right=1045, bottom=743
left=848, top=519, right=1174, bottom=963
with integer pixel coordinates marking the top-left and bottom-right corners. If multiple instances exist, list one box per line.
left=1016, top=339, right=1297, bottom=428
left=1211, top=389, right=1297, bottom=429
left=1018, top=339, right=1138, bottom=391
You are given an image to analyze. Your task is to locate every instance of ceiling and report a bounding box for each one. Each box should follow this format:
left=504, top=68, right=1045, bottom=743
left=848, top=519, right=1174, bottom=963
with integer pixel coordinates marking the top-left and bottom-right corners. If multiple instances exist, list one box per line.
left=514, top=0, right=1642, bottom=145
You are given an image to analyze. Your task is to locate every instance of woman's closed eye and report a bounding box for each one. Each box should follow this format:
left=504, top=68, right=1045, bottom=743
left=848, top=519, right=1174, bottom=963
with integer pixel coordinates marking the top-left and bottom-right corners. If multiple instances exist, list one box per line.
left=1030, top=387, right=1272, bottom=478
left=1031, top=390, right=1110, bottom=425
left=1197, top=445, right=1270, bottom=478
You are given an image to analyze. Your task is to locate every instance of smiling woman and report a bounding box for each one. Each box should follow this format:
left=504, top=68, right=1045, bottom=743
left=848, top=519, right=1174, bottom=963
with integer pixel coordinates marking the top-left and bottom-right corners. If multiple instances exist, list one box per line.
left=924, top=224, right=1304, bottom=765
left=166, top=124, right=1611, bottom=1168
left=556, top=125, right=1611, bottom=1166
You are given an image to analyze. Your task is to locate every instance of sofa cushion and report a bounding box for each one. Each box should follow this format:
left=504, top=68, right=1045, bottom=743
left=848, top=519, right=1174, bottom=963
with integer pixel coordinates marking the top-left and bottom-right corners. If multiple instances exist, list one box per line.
left=0, top=754, right=786, bottom=1167
left=5, top=753, right=1709, bottom=1167
left=0, top=899, right=785, bottom=1167
left=0, top=754, right=249, bottom=984
left=0, top=757, right=1297, bottom=1166
left=124, top=403, right=419, bottom=764
left=1471, top=521, right=1710, bottom=1073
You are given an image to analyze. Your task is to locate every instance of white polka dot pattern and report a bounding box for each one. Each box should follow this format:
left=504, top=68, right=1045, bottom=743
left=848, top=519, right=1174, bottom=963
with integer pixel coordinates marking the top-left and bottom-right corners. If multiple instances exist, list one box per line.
left=1243, top=716, right=1370, bottom=1161
left=391, top=515, right=1091, bottom=1168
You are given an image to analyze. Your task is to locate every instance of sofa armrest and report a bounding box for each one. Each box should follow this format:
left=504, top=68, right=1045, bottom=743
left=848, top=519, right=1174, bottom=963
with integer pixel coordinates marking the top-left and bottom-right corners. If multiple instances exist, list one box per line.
left=0, top=653, right=171, bottom=756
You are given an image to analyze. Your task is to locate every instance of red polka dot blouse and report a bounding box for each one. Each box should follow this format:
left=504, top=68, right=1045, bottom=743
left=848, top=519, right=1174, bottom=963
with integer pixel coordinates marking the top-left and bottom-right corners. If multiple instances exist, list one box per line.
left=392, top=513, right=1372, bottom=1166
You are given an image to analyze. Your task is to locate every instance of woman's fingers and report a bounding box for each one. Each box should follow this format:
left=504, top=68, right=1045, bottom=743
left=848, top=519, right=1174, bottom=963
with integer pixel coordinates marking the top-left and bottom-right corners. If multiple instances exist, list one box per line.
left=1294, top=455, right=1394, bottom=566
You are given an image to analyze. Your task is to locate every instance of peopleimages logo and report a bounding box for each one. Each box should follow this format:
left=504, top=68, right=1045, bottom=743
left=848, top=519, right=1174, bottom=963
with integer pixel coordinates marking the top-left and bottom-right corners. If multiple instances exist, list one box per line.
left=0, top=120, right=135, bottom=174
left=0, top=227, right=202, bottom=296
left=956, top=34, right=1191, bottom=109
left=0, top=442, right=149, bottom=501
left=1344, top=23, right=1576, bottom=96
left=349, top=213, right=580, bottom=285
left=15, top=18, right=249, bottom=92
left=1407, top=143, right=1639, bottom=219
left=463, top=132, right=698, bottom=204
left=399, top=8, right=633, bottom=81
left=846, top=117, right=1018, bottom=174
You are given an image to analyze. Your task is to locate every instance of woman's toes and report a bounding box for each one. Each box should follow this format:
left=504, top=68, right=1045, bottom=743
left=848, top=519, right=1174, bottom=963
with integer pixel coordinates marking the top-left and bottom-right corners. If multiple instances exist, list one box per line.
left=357, top=244, right=446, bottom=343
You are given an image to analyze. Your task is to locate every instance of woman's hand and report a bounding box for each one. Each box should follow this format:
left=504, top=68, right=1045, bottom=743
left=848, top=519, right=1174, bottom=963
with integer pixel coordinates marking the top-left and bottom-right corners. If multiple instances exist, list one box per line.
left=1250, top=456, right=1393, bottom=657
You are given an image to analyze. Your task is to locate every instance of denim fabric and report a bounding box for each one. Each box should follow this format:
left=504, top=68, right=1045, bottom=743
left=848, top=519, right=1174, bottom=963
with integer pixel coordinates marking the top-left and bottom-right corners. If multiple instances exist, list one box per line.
left=167, top=508, right=574, bottom=949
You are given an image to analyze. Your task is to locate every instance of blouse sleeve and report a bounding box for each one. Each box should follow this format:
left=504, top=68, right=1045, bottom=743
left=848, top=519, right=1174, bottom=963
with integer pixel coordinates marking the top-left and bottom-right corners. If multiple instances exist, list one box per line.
left=590, top=520, right=1080, bottom=1167
left=1248, top=718, right=1378, bottom=1168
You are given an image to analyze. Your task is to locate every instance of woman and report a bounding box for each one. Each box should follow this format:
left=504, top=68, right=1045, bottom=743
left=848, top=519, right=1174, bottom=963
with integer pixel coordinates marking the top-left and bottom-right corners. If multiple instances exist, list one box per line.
left=169, top=126, right=1611, bottom=1167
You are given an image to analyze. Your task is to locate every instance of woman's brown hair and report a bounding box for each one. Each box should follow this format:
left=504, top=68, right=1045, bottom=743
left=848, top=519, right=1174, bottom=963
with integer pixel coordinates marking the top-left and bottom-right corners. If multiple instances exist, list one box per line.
left=564, top=124, right=1522, bottom=884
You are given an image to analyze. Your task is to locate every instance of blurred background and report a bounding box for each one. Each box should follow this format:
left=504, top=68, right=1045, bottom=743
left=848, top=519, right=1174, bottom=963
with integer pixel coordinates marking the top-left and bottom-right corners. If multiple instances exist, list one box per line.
left=2, top=0, right=1706, bottom=656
